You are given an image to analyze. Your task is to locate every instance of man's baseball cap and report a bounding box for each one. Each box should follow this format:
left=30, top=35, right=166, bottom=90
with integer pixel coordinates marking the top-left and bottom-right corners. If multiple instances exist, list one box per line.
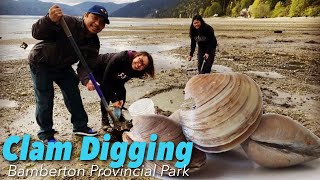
left=87, top=5, right=110, bottom=24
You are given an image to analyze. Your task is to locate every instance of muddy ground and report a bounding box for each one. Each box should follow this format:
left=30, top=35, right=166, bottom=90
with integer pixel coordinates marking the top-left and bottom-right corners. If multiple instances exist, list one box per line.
left=0, top=17, right=319, bottom=179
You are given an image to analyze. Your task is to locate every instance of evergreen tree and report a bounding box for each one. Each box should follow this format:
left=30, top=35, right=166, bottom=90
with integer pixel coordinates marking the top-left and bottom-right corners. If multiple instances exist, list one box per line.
left=251, top=0, right=271, bottom=17
left=289, top=0, right=309, bottom=16
left=271, top=1, right=287, bottom=17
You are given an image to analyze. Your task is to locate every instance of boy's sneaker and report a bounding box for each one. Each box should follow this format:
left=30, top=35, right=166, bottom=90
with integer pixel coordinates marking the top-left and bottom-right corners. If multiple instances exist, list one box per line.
left=73, top=127, right=97, bottom=136
left=42, top=136, right=57, bottom=144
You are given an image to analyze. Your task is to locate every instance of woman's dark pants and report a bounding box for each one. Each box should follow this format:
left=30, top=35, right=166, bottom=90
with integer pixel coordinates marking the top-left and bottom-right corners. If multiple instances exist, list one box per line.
left=197, top=48, right=216, bottom=74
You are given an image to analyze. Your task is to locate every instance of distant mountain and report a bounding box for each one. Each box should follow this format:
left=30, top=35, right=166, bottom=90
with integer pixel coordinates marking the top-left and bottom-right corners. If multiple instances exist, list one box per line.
left=111, top=0, right=180, bottom=18
left=0, top=0, right=72, bottom=15
left=0, top=0, right=127, bottom=16
left=73, top=2, right=129, bottom=15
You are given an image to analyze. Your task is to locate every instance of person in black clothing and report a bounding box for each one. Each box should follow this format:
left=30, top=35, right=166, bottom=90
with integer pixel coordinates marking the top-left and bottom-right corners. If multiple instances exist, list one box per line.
left=82, top=51, right=155, bottom=129
left=28, top=4, right=110, bottom=142
left=188, top=15, right=217, bottom=74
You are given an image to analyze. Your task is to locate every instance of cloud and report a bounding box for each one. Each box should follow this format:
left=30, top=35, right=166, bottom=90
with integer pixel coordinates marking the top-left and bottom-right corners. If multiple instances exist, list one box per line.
left=40, top=0, right=139, bottom=5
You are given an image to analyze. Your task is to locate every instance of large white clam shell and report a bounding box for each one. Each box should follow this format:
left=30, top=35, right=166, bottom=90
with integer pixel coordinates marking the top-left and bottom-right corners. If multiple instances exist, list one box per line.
left=180, top=73, right=263, bottom=153
left=241, top=113, right=320, bottom=168
left=122, top=114, right=206, bottom=175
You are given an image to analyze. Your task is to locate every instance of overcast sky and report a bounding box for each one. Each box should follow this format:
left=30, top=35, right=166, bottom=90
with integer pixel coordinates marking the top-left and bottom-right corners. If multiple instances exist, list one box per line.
left=40, top=0, right=139, bottom=5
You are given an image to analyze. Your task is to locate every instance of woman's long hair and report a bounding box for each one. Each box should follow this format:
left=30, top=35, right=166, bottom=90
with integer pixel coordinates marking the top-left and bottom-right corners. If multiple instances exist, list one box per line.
left=189, top=15, right=206, bottom=38
left=132, top=51, right=155, bottom=78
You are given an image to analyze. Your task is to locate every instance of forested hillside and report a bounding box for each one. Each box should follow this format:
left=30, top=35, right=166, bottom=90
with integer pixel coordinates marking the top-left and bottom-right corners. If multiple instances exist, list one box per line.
left=1, top=0, right=319, bottom=18
left=111, top=0, right=180, bottom=17
left=157, top=0, right=320, bottom=18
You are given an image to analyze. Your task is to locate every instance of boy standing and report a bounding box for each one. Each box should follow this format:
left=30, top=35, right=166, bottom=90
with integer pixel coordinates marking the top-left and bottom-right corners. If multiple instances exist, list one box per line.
left=28, top=5, right=109, bottom=142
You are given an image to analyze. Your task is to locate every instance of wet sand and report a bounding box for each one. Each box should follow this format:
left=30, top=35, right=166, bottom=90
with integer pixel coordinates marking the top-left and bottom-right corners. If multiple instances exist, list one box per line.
left=0, top=17, right=319, bottom=179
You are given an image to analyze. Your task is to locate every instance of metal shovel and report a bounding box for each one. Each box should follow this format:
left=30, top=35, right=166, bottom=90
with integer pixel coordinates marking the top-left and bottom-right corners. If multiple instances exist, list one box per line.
left=200, top=57, right=206, bottom=74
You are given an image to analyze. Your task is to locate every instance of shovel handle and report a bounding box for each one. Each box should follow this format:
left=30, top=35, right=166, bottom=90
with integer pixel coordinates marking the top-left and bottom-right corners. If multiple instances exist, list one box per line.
left=60, top=17, right=117, bottom=127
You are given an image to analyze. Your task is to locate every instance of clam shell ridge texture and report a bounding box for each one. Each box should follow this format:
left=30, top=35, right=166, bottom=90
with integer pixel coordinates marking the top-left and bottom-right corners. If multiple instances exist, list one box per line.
left=241, top=113, right=320, bottom=168
left=180, top=73, right=263, bottom=153
left=122, top=114, right=206, bottom=174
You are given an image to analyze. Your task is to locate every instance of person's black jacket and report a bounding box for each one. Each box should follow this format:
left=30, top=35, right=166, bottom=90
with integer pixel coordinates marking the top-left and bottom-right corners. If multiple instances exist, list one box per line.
left=189, top=24, right=217, bottom=57
left=28, top=15, right=100, bottom=81
left=90, top=51, right=144, bottom=103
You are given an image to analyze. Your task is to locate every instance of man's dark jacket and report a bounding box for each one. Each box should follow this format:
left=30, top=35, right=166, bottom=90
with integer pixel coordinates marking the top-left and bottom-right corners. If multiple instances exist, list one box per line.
left=28, top=15, right=100, bottom=83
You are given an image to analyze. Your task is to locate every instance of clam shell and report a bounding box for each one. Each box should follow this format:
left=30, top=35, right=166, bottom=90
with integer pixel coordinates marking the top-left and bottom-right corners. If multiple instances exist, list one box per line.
left=180, top=73, right=263, bottom=153
left=241, top=113, right=320, bottom=168
left=122, top=114, right=206, bottom=175
left=169, top=109, right=181, bottom=124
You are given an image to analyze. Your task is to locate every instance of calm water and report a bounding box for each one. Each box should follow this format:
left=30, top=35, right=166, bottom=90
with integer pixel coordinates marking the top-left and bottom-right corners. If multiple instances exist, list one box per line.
left=0, top=16, right=39, bottom=40
left=0, top=15, right=188, bottom=71
left=0, top=15, right=191, bottom=40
